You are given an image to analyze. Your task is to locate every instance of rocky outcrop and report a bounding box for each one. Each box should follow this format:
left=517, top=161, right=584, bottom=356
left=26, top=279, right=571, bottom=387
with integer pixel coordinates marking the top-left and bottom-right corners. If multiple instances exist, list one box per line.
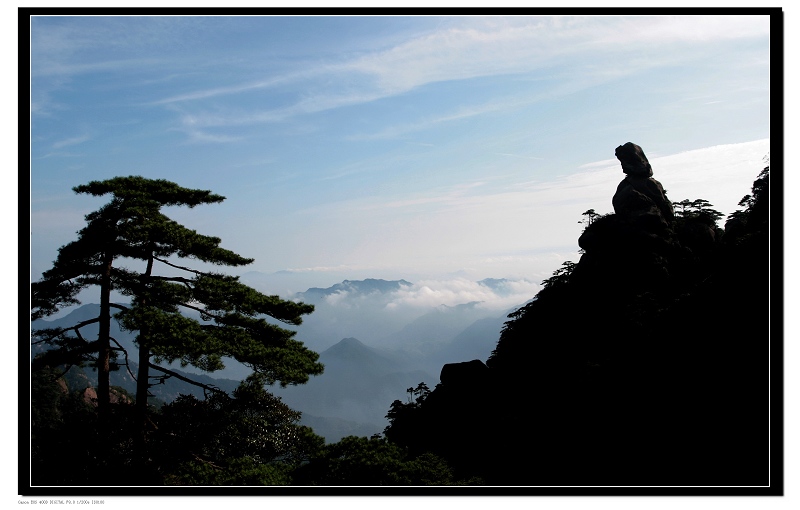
left=611, top=142, right=674, bottom=230
left=576, top=143, right=679, bottom=290
left=82, top=386, right=132, bottom=406
left=439, top=359, right=488, bottom=387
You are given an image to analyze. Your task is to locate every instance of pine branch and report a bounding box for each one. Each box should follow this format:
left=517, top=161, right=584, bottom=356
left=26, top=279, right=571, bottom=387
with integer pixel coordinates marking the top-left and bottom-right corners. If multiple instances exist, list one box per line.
left=153, top=256, right=211, bottom=276
left=147, top=362, right=227, bottom=395
left=31, top=317, right=100, bottom=345
left=176, top=301, right=220, bottom=320
left=149, top=275, right=194, bottom=285
left=108, top=336, right=137, bottom=381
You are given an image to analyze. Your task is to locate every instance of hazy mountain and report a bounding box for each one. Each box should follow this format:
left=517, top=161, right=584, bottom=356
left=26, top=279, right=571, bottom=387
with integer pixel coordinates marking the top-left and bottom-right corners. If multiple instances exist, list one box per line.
left=427, top=299, right=537, bottom=368
left=430, top=314, right=509, bottom=367
left=297, top=279, right=413, bottom=302
left=238, top=270, right=409, bottom=298
left=476, top=278, right=513, bottom=294
left=273, top=337, right=435, bottom=441
left=377, top=302, right=500, bottom=373
left=321, top=337, right=398, bottom=372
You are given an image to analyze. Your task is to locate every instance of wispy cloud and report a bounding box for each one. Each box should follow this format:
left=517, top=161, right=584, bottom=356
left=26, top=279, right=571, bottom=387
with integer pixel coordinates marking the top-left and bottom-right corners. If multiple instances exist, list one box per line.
left=150, top=72, right=308, bottom=106
left=180, top=128, right=242, bottom=144
left=284, top=139, right=768, bottom=244
left=140, top=15, right=769, bottom=134
left=51, top=134, right=91, bottom=150
left=30, top=17, right=219, bottom=77
left=378, top=181, right=489, bottom=210
left=341, top=16, right=769, bottom=97
left=168, top=88, right=389, bottom=130
left=32, top=58, right=163, bottom=78
left=345, top=99, right=518, bottom=141
left=493, top=152, right=545, bottom=161
left=281, top=265, right=376, bottom=274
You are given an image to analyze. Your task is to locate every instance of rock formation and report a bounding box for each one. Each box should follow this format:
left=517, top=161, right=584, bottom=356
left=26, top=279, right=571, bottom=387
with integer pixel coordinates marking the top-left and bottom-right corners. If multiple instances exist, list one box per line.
left=611, top=142, right=674, bottom=229
left=439, top=359, right=488, bottom=387
left=576, top=143, right=678, bottom=290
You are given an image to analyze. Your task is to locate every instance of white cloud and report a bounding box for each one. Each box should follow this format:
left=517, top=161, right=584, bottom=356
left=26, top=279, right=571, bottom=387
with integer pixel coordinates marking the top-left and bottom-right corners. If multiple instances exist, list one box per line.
left=323, top=290, right=352, bottom=307
left=385, top=278, right=540, bottom=311
left=386, top=279, right=491, bottom=309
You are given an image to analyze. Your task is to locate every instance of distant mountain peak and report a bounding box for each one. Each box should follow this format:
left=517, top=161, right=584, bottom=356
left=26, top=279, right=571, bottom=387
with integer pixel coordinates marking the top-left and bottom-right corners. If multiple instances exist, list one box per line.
left=337, top=337, right=365, bottom=347
left=297, top=278, right=413, bottom=300
left=478, top=278, right=508, bottom=286
left=323, top=337, right=370, bottom=355
left=434, top=301, right=483, bottom=312
left=321, top=337, right=396, bottom=369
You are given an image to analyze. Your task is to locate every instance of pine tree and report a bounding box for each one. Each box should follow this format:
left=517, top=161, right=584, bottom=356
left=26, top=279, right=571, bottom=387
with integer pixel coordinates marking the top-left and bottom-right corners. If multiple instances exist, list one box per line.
left=31, top=177, right=323, bottom=426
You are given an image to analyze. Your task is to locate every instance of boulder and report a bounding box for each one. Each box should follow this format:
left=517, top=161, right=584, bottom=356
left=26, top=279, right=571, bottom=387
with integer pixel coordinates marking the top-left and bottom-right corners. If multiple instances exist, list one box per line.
left=439, top=359, right=489, bottom=387
left=81, top=387, right=132, bottom=406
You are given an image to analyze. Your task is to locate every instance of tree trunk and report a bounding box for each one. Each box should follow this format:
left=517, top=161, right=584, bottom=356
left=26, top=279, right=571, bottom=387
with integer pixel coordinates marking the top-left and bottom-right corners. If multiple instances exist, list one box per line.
left=135, top=253, right=155, bottom=442
left=97, top=254, right=113, bottom=419
left=136, top=344, right=150, bottom=419
left=136, top=255, right=153, bottom=416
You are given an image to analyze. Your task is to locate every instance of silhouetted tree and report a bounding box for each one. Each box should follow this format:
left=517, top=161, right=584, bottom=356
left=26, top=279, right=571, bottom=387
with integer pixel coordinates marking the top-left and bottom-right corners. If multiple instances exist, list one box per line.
left=540, top=261, right=576, bottom=290
left=727, top=165, right=769, bottom=236
left=673, top=198, right=724, bottom=224
left=405, top=382, right=431, bottom=404
left=31, top=177, right=246, bottom=414
left=578, top=208, right=600, bottom=229
left=384, top=381, right=435, bottom=449
left=31, top=176, right=323, bottom=460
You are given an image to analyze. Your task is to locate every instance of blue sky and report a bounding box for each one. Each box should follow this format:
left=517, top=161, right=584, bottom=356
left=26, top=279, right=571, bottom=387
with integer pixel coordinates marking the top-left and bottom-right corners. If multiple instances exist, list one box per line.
left=30, top=14, right=772, bottom=293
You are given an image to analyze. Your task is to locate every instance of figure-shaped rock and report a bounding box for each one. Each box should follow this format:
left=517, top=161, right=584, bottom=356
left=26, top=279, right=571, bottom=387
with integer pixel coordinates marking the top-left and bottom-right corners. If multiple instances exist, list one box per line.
left=615, top=141, right=653, bottom=177
left=611, top=142, right=674, bottom=229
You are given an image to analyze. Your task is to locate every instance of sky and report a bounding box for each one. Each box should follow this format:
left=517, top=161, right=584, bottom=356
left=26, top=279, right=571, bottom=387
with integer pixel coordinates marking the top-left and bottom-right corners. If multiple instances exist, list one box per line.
left=29, top=14, right=773, bottom=296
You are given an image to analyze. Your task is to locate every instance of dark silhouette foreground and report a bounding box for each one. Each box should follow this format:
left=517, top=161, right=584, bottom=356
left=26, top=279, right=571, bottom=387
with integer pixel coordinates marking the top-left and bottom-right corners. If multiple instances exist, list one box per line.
left=384, top=144, right=770, bottom=486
